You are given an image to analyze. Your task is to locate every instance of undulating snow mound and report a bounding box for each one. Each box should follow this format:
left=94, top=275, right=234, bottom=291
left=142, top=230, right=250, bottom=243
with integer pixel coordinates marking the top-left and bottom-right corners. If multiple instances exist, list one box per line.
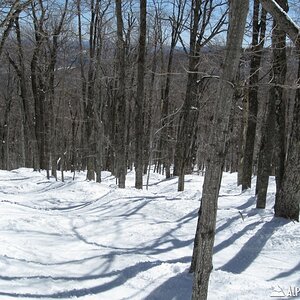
left=0, top=169, right=299, bottom=299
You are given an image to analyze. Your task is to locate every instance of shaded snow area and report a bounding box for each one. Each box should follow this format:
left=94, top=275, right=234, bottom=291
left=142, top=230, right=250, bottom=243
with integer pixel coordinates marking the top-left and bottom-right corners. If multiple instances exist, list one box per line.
left=0, top=169, right=299, bottom=300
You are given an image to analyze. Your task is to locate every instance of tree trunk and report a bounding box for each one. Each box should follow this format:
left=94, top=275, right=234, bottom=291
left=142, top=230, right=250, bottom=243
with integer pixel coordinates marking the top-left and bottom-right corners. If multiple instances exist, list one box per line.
left=31, top=51, right=46, bottom=171
left=115, top=0, right=126, bottom=188
left=135, top=0, right=147, bottom=189
left=256, top=0, right=287, bottom=208
left=158, top=0, right=185, bottom=180
left=242, top=0, right=266, bottom=190
left=191, top=1, right=249, bottom=299
left=255, top=90, right=276, bottom=208
left=173, top=0, right=200, bottom=189
left=273, top=0, right=288, bottom=202
left=260, top=0, right=299, bottom=45
left=237, top=81, right=247, bottom=186
left=0, top=78, right=13, bottom=170
left=85, top=0, right=99, bottom=181
left=275, top=55, right=300, bottom=222
left=174, top=0, right=226, bottom=191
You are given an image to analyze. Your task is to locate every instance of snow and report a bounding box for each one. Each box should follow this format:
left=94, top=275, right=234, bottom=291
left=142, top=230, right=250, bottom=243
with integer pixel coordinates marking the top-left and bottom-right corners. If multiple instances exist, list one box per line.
left=0, top=168, right=299, bottom=300
left=269, top=0, right=300, bottom=31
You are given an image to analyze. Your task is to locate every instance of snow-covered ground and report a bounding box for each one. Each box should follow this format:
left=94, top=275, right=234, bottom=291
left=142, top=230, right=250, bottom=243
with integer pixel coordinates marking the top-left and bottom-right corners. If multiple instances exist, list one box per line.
left=0, top=168, right=299, bottom=300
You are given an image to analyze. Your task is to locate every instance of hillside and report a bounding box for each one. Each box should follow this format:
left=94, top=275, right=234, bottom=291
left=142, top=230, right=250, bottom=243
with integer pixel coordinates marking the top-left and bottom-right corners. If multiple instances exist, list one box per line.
left=0, top=169, right=299, bottom=299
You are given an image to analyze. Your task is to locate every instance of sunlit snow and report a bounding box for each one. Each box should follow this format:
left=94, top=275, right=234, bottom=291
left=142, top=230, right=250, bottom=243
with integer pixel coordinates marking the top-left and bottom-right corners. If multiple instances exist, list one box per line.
left=0, top=168, right=299, bottom=299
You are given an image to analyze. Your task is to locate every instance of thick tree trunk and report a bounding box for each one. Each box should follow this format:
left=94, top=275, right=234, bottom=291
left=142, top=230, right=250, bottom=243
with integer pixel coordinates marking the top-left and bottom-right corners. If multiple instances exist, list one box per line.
left=255, top=91, right=276, bottom=208
left=85, top=73, right=96, bottom=181
left=135, top=0, right=147, bottom=189
left=30, top=2, right=50, bottom=172
left=85, top=0, right=99, bottom=181
left=0, top=90, right=12, bottom=170
left=31, top=54, right=46, bottom=171
left=242, top=0, right=266, bottom=190
left=174, top=43, right=199, bottom=190
left=12, top=16, right=37, bottom=168
left=115, top=0, right=126, bottom=188
left=275, top=56, right=300, bottom=222
left=191, top=1, right=249, bottom=299
left=273, top=0, right=288, bottom=201
left=256, top=0, right=287, bottom=208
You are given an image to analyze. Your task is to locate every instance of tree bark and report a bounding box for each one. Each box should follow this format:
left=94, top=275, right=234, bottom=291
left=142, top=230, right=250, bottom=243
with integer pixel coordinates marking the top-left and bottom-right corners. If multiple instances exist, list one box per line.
left=0, top=0, right=32, bottom=58
left=158, top=0, right=186, bottom=180
left=173, top=0, right=202, bottom=190
left=191, top=1, right=249, bottom=299
left=260, top=0, right=299, bottom=46
left=135, top=0, right=147, bottom=189
left=174, top=0, right=227, bottom=191
left=0, top=73, right=13, bottom=170
left=115, top=0, right=127, bottom=188
left=242, top=0, right=266, bottom=190
left=255, top=93, right=276, bottom=208
left=271, top=0, right=288, bottom=205
left=31, top=7, right=46, bottom=171
left=85, top=0, right=98, bottom=181
left=256, top=0, right=288, bottom=208
left=275, top=55, right=300, bottom=222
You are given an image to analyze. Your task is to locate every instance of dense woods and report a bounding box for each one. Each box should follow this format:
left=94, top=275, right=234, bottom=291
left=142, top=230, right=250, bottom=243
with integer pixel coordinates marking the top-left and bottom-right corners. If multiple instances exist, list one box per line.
left=1, top=0, right=300, bottom=298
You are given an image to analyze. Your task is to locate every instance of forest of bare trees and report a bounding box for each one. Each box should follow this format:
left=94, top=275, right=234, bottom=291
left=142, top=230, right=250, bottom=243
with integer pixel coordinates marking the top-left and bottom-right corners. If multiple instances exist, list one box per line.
left=1, top=0, right=300, bottom=298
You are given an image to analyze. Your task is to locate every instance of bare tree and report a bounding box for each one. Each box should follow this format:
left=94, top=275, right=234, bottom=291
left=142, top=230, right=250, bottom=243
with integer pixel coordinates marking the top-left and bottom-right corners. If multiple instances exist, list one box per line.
left=46, top=0, right=69, bottom=180
left=174, top=0, right=227, bottom=191
left=6, top=15, right=38, bottom=168
left=275, top=54, right=300, bottom=221
left=241, top=0, right=266, bottom=190
left=0, top=64, right=14, bottom=169
left=115, top=0, right=126, bottom=188
left=256, top=0, right=288, bottom=208
left=260, top=0, right=299, bottom=44
left=135, top=0, right=147, bottom=189
left=155, top=0, right=187, bottom=179
left=191, top=1, right=249, bottom=299
left=259, top=0, right=300, bottom=221
left=0, top=0, right=32, bottom=57
left=30, top=0, right=48, bottom=172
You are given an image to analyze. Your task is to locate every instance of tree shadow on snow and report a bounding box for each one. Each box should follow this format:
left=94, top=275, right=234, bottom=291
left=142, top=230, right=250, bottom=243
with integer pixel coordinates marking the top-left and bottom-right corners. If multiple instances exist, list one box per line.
left=144, top=270, right=192, bottom=300
left=215, top=197, right=257, bottom=237
left=236, top=196, right=256, bottom=210
left=218, top=218, right=285, bottom=274
left=71, top=208, right=196, bottom=257
left=269, top=261, right=300, bottom=281
left=0, top=257, right=191, bottom=299
left=0, top=205, right=197, bottom=299
left=145, top=176, right=178, bottom=187
left=214, top=221, right=261, bottom=254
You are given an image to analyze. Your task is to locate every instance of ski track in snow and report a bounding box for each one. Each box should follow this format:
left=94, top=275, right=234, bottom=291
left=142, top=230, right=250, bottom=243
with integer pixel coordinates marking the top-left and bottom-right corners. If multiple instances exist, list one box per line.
left=0, top=169, right=299, bottom=300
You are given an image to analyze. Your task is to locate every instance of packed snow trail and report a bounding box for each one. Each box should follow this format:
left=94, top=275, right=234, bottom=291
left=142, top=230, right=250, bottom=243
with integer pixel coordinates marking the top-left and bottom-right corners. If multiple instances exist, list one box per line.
left=0, top=169, right=299, bottom=299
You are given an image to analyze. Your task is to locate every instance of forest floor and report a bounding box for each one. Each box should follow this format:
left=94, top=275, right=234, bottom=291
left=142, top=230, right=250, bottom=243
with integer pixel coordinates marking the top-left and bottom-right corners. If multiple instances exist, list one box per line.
left=0, top=168, right=299, bottom=300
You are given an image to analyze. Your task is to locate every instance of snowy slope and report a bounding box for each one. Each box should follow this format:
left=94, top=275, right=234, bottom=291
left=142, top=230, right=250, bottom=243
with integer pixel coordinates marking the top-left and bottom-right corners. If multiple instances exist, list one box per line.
left=0, top=169, right=299, bottom=300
